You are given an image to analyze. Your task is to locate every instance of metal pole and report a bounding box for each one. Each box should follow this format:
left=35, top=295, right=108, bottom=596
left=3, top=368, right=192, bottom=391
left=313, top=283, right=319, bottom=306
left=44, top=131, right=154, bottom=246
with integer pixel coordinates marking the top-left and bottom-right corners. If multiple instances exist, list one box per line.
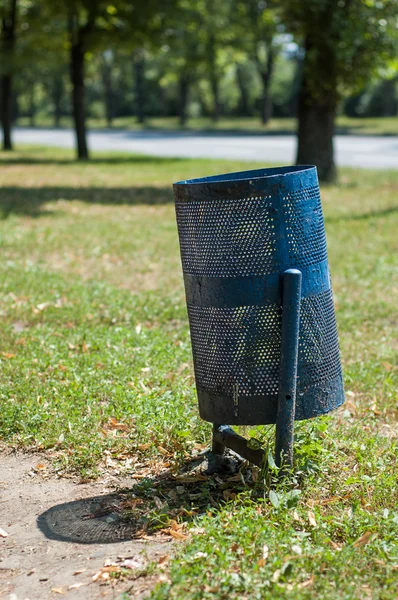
left=275, top=268, right=302, bottom=468
left=212, top=423, right=225, bottom=455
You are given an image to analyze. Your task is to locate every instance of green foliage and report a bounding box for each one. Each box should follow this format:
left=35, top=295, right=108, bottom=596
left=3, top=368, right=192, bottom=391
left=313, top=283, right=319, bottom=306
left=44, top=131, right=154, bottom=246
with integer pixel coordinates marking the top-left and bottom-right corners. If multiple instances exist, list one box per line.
left=279, top=0, right=398, bottom=99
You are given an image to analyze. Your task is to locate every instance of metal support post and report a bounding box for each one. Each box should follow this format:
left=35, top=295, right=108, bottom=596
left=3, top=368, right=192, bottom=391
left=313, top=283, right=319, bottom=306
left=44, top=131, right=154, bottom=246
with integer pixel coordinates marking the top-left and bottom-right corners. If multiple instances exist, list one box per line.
left=275, top=268, right=302, bottom=468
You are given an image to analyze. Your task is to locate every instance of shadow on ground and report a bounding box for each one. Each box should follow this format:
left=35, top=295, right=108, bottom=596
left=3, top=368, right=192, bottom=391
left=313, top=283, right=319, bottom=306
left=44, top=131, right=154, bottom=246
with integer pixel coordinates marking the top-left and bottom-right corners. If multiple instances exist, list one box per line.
left=2, top=185, right=397, bottom=221
left=0, top=186, right=174, bottom=218
left=0, top=154, right=185, bottom=166
left=37, top=452, right=244, bottom=545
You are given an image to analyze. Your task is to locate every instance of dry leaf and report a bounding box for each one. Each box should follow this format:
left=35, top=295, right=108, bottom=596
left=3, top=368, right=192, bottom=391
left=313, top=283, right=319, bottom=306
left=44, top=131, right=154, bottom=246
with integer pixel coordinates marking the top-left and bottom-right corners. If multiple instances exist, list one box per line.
left=0, top=528, right=8, bottom=538
left=73, top=569, right=86, bottom=575
left=169, top=529, right=188, bottom=541
left=2, top=352, right=15, bottom=359
left=257, top=544, right=269, bottom=567
left=69, top=583, right=86, bottom=590
left=81, top=341, right=89, bottom=353
left=158, top=555, right=169, bottom=565
left=37, top=302, right=50, bottom=311
left=170, top=519, right=180, bottom=531
left=330, top=540, right=343, bottom=551
left=382, top=362, right=394, bottom=372
left=51, top=588, right=65, bottom=595
left=108, top=417, right=129, bottom=432
left=138, top=442, right=151, bottom=451
left=122, top=559, right=145, bottom=570
left=272, top=568, right=281, bottom=582
left=308, top=510, right=317, bottom=528
left=257, top=558, right=266, bottom=567
left=298, top=576, right=315, bottom=589
left=35, top=463, right=47, bottom=471
left=353, top=531, right=373, bottom=547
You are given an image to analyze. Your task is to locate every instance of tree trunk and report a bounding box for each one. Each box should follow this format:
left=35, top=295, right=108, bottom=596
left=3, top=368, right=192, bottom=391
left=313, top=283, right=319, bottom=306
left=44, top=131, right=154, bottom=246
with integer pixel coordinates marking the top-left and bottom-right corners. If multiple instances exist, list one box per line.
left=101, top=58, right=114, bottom=127
left=1, top=0, right=17, bottom=151
left=296, top=33, right=337, bottom=183
left=29, top=83, right=36, bottom=127
left=178, top=72, right=189, bottom=126
left=134, top=52, right=145, bottom=125
left=1, top=74, right=13, bottom=149
left=70, top=40, right=89, bottom=159
left=260, top=72, right=273, bottom=125
left=296, top=70, right=337, bottom=182
left=380, top=78, right=397, bottom=117
left=258, top=48, right=274, bottom=125
left=52, top=74, right=63, bottom=128
left=207, top=32, right=221, bottom=122
left=236, top=64, right=250, bottom=117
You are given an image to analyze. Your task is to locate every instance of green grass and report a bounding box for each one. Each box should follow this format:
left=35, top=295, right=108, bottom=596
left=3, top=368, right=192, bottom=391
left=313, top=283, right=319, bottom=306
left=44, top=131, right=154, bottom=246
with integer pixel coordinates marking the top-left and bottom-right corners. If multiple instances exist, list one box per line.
left=16, top=115, right=398, bottom=136
left=0, top=146, right=397, bottom=598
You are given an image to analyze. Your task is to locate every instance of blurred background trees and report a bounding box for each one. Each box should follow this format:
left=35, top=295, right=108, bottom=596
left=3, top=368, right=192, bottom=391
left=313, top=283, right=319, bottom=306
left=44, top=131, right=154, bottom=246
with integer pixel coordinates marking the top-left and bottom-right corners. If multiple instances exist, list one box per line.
left=0, top=0, right=397, bottom=177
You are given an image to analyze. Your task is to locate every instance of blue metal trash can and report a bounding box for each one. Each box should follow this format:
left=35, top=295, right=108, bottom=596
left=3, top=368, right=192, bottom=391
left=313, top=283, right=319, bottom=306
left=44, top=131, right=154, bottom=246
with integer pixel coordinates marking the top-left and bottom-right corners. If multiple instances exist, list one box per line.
left=173, top=165, right=344, bottom=429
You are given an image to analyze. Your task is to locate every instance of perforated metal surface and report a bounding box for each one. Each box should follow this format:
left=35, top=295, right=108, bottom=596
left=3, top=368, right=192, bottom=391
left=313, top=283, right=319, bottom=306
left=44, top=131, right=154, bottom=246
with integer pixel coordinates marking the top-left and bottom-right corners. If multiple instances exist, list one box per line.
left=175, top=196, right=277, bottom=277
left=283, top=186, right=328, bottom=268
left=188, top=303, right=281, bottom=397
left=173, top=165, right=345, bottom=425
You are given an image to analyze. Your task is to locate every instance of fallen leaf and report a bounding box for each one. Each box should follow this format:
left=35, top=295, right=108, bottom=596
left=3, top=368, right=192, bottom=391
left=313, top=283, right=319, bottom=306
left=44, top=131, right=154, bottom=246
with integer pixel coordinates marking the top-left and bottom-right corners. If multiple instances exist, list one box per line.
left=138, top=442, right=151, bottom=451
left=2, top=352, right=15, bottom=359
left=353, top=531, right=373, bottom=547
left=382, top=362, right=394, bottom=372
left=298, top=576, right=315, bottom=589
left=257, top=543, right=269, bottom=567
left=108, top=417, right=129, bottom=432
left=158, top=555, right=169, bottom=565
left=330, top=540, right=343, bottom=551
left=35, top=463, right=47, bottom=471
left=262, top=544, right=269, bottom=560
left=272, top=568, right=281, bottom=582
left=122, top=559, right=145, bottom=569
left=51, top=588, right=65, bottom=595
left=69, top=583, right=86, bottom=590
left=0, top=528, right=8, bottom=538
left=73, top=569, right=86, bottom=575
left=169, top=529, right=188, bottom=541
left=37, top=302, right=50, bottom=311
left=81, top=341, right=89, bottom=353
left=308, top=510, right=317, bottom=528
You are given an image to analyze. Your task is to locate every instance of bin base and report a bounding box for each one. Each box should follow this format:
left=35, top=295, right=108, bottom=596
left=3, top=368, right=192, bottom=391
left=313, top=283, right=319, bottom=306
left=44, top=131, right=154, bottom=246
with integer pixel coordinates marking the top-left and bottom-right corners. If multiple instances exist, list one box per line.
left=212, top=424, right=266, bottom=467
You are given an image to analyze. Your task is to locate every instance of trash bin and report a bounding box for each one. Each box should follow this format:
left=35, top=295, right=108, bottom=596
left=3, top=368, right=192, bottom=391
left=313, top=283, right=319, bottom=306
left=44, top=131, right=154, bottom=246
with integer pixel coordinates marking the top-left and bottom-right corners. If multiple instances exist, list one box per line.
left=173, top=165, right=344, bottom=465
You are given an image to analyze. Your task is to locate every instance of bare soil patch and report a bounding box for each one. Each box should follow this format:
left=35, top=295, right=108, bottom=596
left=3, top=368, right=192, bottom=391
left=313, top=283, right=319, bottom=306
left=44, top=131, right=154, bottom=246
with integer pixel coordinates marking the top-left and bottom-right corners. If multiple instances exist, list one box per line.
left=0, top=452, right=170, bottom=600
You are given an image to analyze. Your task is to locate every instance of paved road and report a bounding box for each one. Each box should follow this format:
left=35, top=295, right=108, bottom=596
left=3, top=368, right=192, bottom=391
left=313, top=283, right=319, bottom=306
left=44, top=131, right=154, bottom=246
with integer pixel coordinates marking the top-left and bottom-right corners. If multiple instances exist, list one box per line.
left=14, top=126, right=398, bottom=169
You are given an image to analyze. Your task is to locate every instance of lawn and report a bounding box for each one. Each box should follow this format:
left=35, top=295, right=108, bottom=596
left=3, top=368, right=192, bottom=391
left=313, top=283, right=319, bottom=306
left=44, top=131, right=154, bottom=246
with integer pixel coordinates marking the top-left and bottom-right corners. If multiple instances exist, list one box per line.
left=16, top=115, right=398, bottom=136
left=0, top=147, right=397, bottom=599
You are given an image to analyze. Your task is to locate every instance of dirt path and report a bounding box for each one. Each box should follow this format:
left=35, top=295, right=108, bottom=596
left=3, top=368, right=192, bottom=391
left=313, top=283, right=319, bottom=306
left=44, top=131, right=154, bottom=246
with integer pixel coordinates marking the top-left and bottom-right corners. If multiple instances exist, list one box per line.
left=0, top=452, right=171, bottom=600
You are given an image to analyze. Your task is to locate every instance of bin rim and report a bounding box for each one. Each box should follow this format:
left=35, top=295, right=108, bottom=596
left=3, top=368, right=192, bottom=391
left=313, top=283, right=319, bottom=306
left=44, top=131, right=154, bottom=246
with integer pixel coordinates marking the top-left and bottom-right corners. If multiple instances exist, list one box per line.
left=173, top=165, right=316, bottom=187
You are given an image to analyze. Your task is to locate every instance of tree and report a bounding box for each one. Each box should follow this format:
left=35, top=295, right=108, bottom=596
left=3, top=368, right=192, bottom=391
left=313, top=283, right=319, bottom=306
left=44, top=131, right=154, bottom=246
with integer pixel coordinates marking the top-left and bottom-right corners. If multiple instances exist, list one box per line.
left=280, top=0, right=397, bottom=181
left=0, top=0, right=18, bottom=150
left=59, top=0, right=172, bottom=159
left=232, top=0, right=280, bottom=124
